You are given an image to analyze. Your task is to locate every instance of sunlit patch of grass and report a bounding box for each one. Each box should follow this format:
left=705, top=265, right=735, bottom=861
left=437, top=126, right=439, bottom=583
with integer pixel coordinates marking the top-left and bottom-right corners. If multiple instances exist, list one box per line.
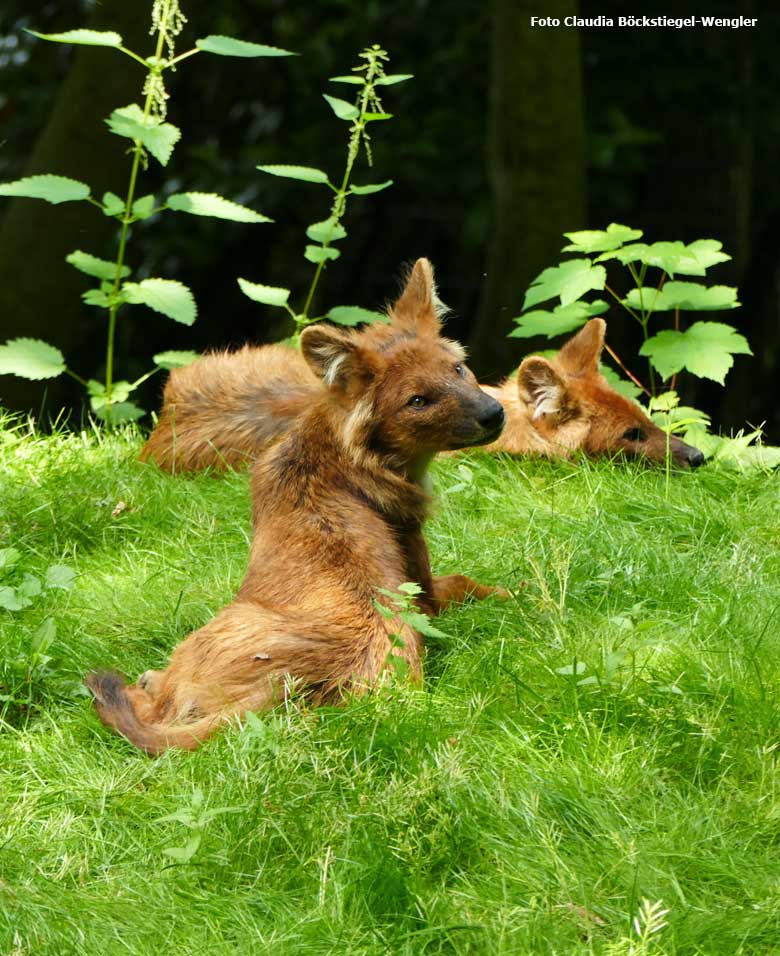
left=2, top=413, right=780, bottom=954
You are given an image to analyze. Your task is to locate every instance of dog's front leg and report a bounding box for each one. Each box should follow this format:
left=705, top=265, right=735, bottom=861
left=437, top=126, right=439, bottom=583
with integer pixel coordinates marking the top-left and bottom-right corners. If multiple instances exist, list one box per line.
left=430, top=574, right=510, bottom=613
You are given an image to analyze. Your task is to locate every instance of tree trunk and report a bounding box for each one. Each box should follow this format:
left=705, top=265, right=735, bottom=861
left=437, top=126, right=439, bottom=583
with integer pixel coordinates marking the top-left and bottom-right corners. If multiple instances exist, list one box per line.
left=0, top=3, right=149, bottom=415
left=468, top=0, right=586, bottom=379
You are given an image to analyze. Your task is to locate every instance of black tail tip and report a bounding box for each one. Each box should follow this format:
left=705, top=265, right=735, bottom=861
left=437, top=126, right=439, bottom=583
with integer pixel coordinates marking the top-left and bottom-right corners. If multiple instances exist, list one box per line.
left=84, top=669, right=128, bottom=706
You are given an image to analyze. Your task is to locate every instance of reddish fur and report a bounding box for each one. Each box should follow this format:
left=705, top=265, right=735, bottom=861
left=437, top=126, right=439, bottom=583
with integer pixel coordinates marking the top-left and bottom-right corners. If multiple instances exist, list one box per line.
left=141, top=320, right=702, bottom=473
left=87, top=260, right=507, bottom=754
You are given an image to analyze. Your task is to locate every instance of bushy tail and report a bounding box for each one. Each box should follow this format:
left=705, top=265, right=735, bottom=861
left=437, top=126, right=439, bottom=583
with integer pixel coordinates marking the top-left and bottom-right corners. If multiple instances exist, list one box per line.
left=85, top=670, right=217, bottom=755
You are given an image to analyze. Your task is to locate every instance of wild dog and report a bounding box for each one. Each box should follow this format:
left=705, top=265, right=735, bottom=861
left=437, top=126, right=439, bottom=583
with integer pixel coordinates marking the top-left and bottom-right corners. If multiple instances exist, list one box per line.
left=480, top=318, right=704, bottom=467
left=140, top=319, right=703, bottom=473
left=87, top=259, right=507, bottom=754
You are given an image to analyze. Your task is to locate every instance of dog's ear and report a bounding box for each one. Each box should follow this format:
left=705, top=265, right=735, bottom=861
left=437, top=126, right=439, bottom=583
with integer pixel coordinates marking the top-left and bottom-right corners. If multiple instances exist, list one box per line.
left=389, top=258, right=443, bottom=334
left=301, top=324, right=378, bottom=393
left=517, top=356, right=569, bottom=419
left=555, top=317, right=606, bottom=376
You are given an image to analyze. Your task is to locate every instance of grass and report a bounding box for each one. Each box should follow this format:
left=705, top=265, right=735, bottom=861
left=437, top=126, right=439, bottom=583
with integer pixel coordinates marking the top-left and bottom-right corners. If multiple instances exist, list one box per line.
left=2, top=412, right=780, bottom=955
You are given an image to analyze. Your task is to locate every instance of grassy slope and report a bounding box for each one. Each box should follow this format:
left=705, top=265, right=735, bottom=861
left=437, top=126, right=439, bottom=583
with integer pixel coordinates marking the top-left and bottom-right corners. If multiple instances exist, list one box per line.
left=2, top=416, right=780, bottom=956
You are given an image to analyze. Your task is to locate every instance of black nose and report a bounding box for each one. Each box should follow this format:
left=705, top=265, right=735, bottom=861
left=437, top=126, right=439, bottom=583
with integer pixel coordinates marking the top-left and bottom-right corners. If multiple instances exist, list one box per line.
left=688, top=448, right=705, bottom=468
left=478, top=400, right=505, bottom=432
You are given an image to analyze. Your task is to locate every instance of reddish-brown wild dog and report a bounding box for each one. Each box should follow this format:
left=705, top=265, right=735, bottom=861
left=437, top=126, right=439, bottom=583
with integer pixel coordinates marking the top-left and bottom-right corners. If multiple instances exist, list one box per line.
left=140, top=320, right=703, bottom=472
left=87, top=259, right=507, bottom=753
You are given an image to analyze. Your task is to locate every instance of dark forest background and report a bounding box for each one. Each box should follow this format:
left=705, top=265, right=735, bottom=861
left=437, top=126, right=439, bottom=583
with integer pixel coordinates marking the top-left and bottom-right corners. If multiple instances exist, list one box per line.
left=0, top=0, right=777, bottom=438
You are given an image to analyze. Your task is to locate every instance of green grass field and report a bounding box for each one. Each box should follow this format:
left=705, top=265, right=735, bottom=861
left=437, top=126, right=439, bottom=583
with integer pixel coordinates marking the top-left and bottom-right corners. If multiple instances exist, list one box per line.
left=2, top=415, right=780, bottom=955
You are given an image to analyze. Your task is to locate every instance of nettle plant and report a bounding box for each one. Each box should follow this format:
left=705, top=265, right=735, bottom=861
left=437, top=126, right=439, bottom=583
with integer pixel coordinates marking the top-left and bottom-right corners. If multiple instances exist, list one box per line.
left=509, top=223, right=777, bottom=465
left=0, top=0, right=291, bottom=423
left=238, top=45, right=411, bottom=339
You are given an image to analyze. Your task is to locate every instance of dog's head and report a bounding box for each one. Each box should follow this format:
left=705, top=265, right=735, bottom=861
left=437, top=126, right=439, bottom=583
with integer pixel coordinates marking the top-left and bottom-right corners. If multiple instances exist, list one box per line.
left=517, top=319, right=705, bottom=468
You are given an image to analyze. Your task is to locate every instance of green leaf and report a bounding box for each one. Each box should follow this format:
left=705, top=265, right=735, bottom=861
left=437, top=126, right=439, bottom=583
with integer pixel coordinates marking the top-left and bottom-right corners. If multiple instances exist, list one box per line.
left=0, top=549, right=20, bottom=571
left=322, top=94, right=359, bottom=121
left=132, top=194, right=156, bottom=220
left=123, top=279, right=197, bottom=326
left=162, top=832, right=202, bottom=863
left=154, top=350, right=199, bottom=370
left=305, top=219, right=347, bottom=243
left=0, top=338, right=66, bottom=380
left=102, top=191, right=125, bottom=217
left=350, top=180, right=393, bottom=195
left=82, top=289, right=113, bottom=309
left=640, top=241, right=700, bottom=278
left=523, top=259, right=606, bottom=310
left=509, top=300, right=607, bottom=339
left=326, top=306, right=388, bottom=326
left=562, top=223, right=643, bottom=254
left=599, top=364, right=643, bottom=402
left=88, top=379, right=133, bottom=410
left=256, top=164, right=330, bottom=184
left=106, top=104, right=181, bottom=167
left=556, top=662, right=587, bottom=676
left=45, top=565, right=76, bottom=591
left=329, top=75, right=364, bottom=84
left=237, top=279, right=291, bottom=307
left=0, top=174, right=90, bottom=204
left=304, top=246, right=340, bottom=263
left=31, top=617, right=56, bottom=654
left=66, top=250, right=129, bottom=281
left=167, top=192, right=271, bottom=223
left=363, top=112, right=393, bottom=122
left=375, top=74, right=414, bottom=85
left=27, top=28, right=123, bottom=47
left=640, top=321, right=752, bottom=383
left=195, top=35, right=294, bottom=58
left=623, top=281, right=740, bottom=313
left=0, top=587, right=23, bottom=611
left=595, top=242, right=649, bottom=265
left=95, top=401, right=145, bottom=423
left=683, top=239, right=731, bottom=272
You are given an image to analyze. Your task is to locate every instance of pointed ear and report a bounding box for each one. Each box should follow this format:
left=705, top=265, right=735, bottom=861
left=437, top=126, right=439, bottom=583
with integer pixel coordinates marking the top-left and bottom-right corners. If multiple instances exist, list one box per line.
left=389, top=258, right=442, bottom=334
left=517, top=356, right=568, bottom=419
left=555, top=317, right=606, bottom=376
left=301, top=324, right=377, bottom=392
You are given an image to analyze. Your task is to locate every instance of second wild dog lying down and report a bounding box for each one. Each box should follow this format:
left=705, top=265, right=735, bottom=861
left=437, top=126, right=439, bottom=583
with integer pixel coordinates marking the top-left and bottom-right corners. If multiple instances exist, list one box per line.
left=87, top=259, right=507, bottom=754
left=140, top=319, right=703, bottom=473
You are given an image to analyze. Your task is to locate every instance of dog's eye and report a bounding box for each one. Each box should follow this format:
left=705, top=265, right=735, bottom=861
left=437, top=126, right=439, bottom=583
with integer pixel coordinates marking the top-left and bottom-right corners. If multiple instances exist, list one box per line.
left=455, top=363, right=466, bottom=378
left=408, top=395, right=428, bottom=409
left=622, top=427, right=646, bottom=442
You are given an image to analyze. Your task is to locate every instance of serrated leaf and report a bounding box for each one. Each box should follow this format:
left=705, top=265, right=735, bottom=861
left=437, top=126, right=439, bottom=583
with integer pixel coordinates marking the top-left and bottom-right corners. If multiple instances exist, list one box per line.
left=195, top=35, right=294, bottom=58
left=154, top=350, right=199, bottom=370
left=0, top=549, right=21, bottom=571
left=18, top=574, right=42, bottom=600
left=329, top=75, right=364, bottom=84
left=641, top=241, right=701, bottom=278
left=304, top=245, right=340, bottom=263
left=0, top=338, right=66, bottom=380
left=595, top=242, right=649, bottom=265
left=95, top=401, right=145, bottom=423
left=131, top=194, right=156, bottom=220
left=640, top=322, right=752, bottom=383
left=66, top=250, right=129, bottom=281
left=327, top=306, right=388, bottom=326
left=123, top=279, right=197, bottom=325
left=523, top=259, right=606, bottom=310
left=256, top=164, right=330, bottom=184
left=162, top=832, right=202, bottom=863
left=106, top=104, right=181, bottom=167
left=599, top=364, right=643, bottom=401
left=0, top=174, right=90, bottom=204
left=624, top=281, right=740, bottom=313
left=322, top=94, right=359, bottom=121
left=82, top=289, right=113, bottom=308
left=683, top=239, right=731, bottom=272
left=350, top=180, right=393, bottom=195
left=363, top=112, right=393, bottom=122
left=0, top=587, right=22, bottom=611
left=562, top=223, right=643, bottom=254
left=44, top=565, right=76, bottom=591
left=509, top=300, right=607, bottom=339
left=31, top=617, right=56, bottom=653
left=305, top=219, right=346, bottom=243
left=27, top=28, right=122, bottom=47
left=375, top=74, right=413, bottom=85
left=102, top=191, right=125, bottom=216
left=237, top=279, right=291, bottom=307
left=167, top=192, right=271, bottom=223
left=88, top=379, right=133, bottom=410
